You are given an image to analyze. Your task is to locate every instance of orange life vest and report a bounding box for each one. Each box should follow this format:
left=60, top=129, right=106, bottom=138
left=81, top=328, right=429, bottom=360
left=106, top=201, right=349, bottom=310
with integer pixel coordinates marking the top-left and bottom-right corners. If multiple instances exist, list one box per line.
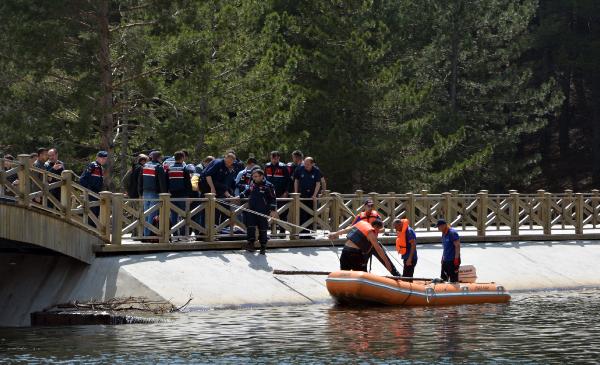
left=395, top=219, right=410, bottom=255
left=348, top=220, right=378, bottom=254
left=354, top=210, right=381, bottom=225
left=355, top=220, right=375, bottom=237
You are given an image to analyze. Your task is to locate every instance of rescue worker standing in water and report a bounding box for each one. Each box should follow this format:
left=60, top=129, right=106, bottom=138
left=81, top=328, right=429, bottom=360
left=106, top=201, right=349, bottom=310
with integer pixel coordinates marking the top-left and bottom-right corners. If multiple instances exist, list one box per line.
left=393, top=218, right=418, bottom=279
left=328, top=219, right=401, bottom=276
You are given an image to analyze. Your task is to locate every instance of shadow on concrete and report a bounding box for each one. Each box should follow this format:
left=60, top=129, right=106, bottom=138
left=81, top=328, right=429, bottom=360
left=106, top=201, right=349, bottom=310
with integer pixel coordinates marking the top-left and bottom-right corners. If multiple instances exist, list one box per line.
left=242, top=251, right=273, bottom=272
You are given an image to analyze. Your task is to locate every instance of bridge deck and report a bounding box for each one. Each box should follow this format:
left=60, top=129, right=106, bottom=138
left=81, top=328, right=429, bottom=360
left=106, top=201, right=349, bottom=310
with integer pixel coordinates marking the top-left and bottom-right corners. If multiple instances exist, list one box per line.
left=94, top=227, right=600, bottom=254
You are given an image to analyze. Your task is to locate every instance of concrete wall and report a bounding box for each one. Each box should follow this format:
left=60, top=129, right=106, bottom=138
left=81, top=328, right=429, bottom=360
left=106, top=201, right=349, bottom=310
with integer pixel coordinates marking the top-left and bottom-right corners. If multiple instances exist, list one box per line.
left=2, top=240, right=600, bottom=326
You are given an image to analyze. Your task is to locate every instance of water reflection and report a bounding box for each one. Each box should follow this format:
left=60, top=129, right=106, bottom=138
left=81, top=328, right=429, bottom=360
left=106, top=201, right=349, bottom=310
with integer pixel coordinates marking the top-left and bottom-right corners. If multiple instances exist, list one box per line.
left=0, top=289, right=598, bottom=364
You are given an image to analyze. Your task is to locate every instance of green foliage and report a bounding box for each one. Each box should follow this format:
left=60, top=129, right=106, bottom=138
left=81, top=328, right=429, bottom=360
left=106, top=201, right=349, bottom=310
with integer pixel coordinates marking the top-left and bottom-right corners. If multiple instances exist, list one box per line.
left=0, top=0, right=577, bottom=193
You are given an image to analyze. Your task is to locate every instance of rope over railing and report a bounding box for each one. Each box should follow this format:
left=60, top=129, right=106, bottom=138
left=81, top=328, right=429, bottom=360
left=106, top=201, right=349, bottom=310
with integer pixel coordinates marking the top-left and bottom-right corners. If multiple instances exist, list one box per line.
left=2, top=154, right=600, bottom=246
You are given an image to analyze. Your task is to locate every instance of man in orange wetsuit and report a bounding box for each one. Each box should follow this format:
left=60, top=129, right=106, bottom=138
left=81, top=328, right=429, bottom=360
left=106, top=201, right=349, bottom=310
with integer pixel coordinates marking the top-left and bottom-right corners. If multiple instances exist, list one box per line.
left=329, top=219, right=400, bottom=276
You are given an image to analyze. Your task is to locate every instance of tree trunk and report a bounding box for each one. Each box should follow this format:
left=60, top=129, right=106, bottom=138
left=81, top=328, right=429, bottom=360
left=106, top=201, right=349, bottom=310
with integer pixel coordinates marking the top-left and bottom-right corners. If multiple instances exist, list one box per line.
left=194, top=95, right=209, bottom=157
left=448, top=0, right=462, bottom=115
left=558, top=72, right=572, bottom=187
left=591, top=77, right=600, bottom=187
left=97, top=0, right=114, bottom=190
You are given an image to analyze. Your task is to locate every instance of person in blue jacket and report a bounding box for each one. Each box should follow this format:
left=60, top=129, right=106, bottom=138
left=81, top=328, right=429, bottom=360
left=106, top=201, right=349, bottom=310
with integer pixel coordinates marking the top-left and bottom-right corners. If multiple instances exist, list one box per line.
left=79, top=151, right=108, bottom=227
left=239, top=169, right=278, bottom=255
left=138, top=150, right=167, bottom=238
left=436, top=219, right=461, bottom=282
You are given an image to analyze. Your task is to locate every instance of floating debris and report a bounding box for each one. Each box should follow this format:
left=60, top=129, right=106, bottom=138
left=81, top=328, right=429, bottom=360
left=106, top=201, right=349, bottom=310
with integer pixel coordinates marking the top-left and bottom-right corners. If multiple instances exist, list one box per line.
left=31, top=296, right=193, bottom=326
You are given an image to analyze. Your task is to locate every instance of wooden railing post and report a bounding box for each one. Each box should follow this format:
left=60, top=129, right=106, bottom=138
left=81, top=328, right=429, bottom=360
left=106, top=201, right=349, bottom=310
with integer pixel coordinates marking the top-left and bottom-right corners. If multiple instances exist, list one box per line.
left=321, top=190, right=331, bottom=231
left=111, top=193, right=124, bottom=245
left=442, top=192, right=452, bottom=223
left=99, top=191, right=112, bottom=240
left=564, top=189, right=573, bottom=228
left=354, top=190, right=364, bottom=213
left=538, top=189, right=551, bottom=235
left=290, top=193, right=301, bottom=239
left=60, top=170, right=73, bottom=219
left=387, top=192, right=397, bottom=229
left=159, top=193, right=171, bottom=243
left=575, top=192, right=584, bottom=235
left=421, top=190, right=430, bottom=230
left=204, top=193, right=216, bottom=242
left=406, top=192, right=415, bottom=225
left=510, top=190, right=520, bottom=236
left=477, top=191, right=488, bottom=237
left=330, top=192, right=341, bottom=232
left=17, top=154, right=31, bottom=206
left=592, top=189, right=600, bottom=228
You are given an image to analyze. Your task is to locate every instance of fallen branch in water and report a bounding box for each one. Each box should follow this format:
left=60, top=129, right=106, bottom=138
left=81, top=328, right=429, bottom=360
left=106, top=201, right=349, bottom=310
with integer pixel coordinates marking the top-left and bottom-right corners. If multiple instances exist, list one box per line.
left=46, top=296, right=190, bottom=314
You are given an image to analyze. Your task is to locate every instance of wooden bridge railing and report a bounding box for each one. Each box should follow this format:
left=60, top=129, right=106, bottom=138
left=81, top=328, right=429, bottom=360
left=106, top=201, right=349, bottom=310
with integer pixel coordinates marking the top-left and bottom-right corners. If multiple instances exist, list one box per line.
left=2, top=154, right=600, bottom=246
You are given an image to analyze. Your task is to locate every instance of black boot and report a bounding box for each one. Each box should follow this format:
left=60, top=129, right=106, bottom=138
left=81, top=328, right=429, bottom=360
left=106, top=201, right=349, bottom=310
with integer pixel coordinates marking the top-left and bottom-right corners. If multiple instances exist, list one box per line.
left=259, top=244, right=266, bottom=255
left=245, top=241, right=256, bottom=252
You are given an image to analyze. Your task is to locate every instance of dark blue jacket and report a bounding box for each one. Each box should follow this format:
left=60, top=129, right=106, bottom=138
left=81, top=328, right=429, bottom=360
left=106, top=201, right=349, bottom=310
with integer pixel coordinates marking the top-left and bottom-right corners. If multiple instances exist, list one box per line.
left=166, top=162, right=192, bottom=197
left=294, top=165, right=322, bottom=197
left=139, top=160, right=167, bottom=194
left=80, top=161, right=104, bottom=193
left=240, top=180, right=277, bottom=214
left=201, top=158, right=235, bottom=196
left=264, top=162, right=290, bottom=197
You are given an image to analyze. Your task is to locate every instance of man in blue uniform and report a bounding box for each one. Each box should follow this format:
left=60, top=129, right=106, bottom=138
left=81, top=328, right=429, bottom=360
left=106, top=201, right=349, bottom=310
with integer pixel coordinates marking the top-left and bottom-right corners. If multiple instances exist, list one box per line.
left=239, top=169, right=278, bottom=255
left=287, top=150, right=303, bottom=194
left=45, top=148, right=65, bottom=208
left=138, top=150, right=167, bottom=238
left=167, top=151, right=193, bottom=239
left=80, top=151, right=107, bottom=194
left=200, top=152, right=237, bottom=226
left=200, top=152, right=236, bottom=198
left=79, top=151, right=108, bottom=227
left=294, top=156, right=321, bottom=239
left=437, top=219, right=461, bottom=282
left=264, top=151, right=290, bottom=234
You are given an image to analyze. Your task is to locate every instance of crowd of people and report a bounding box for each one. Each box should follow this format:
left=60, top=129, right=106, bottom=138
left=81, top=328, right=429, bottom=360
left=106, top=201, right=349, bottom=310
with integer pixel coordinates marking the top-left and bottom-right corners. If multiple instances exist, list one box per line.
left=2, top=148, right=461, bottom=282
left=1, top=148, right=327, bottom=254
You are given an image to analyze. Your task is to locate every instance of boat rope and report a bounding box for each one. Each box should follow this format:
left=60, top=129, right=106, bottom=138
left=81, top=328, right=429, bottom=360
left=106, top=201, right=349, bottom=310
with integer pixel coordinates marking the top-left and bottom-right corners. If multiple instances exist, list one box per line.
left=216, top=198, right=340, bottom=261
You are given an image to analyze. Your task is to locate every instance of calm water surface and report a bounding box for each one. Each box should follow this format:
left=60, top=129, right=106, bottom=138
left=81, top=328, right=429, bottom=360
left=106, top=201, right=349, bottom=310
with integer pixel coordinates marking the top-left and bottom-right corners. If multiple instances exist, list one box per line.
left=1, top=289, right=600, bottom=364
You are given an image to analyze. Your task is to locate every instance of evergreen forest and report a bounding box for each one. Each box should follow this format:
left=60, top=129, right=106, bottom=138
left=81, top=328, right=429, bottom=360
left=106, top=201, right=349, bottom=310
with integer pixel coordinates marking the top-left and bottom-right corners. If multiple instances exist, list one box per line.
left=1, top=0, right=599, bottom=193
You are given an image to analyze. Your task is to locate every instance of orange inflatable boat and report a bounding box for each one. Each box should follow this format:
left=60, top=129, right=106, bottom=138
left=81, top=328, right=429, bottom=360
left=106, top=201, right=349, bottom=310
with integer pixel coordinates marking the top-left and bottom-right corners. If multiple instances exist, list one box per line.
left=326, top=270, right=510, bottom=306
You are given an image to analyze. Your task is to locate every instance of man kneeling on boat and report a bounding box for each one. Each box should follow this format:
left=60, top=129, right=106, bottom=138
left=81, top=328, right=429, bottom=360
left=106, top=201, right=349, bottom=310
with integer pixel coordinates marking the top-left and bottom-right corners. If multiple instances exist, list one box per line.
left=328, top=219, right=401, bottom=276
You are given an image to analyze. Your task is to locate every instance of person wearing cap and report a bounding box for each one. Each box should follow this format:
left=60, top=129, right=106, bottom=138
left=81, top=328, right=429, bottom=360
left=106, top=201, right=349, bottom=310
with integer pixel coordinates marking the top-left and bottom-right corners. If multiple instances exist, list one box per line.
left=79, top=151, right=108, bottom=227
left=393, top=218, right=418, bottom=279
left=238, top=168, right=278, bottom=255
left=351, top=199, right=382, bottom=225
left=329, top=219, right=401, bottom=276
left=80, top=151, right=107, bottom=194
left=138, top=150, right=167, bottom=238
left=436, top=219, right=461, bottom=282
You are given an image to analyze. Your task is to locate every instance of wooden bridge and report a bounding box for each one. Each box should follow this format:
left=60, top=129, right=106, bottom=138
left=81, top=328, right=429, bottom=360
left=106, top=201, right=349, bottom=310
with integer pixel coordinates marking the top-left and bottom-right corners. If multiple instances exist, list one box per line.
left=2, top=154, right=600, bottom=262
